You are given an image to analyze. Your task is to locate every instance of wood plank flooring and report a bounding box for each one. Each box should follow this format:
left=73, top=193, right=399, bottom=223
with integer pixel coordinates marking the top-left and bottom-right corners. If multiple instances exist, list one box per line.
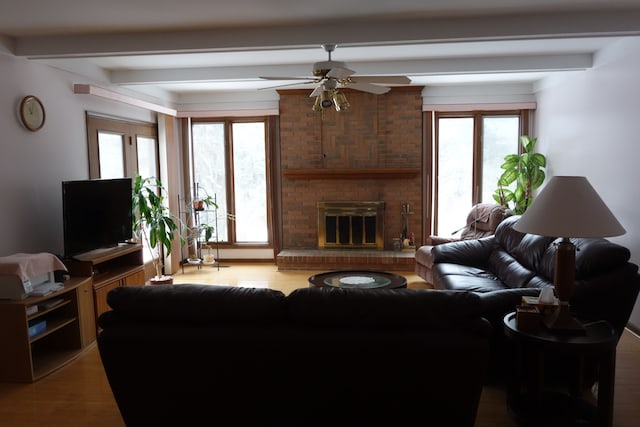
left=0, top=263, right=638, bottom=426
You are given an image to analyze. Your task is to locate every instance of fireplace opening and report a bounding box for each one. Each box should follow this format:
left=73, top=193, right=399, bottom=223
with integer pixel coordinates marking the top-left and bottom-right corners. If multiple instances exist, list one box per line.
left=317, top=201, right=384, bottom=250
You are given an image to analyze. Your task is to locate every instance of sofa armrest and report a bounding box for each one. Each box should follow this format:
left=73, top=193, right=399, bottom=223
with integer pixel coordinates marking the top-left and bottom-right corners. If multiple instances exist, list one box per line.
left=476, top=288, right=540, bottom=316
left=571, top=263, right=640, bottom=338
left=427, top=235, right=461, bottom=246
left=432, top=235, right=495, bottom=267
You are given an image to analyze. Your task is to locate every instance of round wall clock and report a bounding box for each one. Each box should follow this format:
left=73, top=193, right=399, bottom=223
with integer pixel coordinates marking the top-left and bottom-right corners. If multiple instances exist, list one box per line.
left=19, top=95, right=46, bottom=131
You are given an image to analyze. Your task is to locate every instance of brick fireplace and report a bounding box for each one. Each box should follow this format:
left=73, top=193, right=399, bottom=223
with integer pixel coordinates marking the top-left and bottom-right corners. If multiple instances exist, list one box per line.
left=276, top=87, right=424, bottom=270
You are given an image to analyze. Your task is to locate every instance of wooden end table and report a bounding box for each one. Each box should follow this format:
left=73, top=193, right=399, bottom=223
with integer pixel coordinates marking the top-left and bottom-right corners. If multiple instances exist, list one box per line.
left=503, top=312, right=617, bottom=427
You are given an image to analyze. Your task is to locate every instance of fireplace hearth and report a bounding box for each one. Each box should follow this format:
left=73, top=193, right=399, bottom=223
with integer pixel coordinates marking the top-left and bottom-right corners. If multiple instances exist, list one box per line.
left=317, top=201, right=385, bottom=250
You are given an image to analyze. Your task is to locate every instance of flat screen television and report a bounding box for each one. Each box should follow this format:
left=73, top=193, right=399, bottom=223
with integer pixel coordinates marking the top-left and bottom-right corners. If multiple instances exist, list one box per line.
left=62, top=178, right=133, bottom=258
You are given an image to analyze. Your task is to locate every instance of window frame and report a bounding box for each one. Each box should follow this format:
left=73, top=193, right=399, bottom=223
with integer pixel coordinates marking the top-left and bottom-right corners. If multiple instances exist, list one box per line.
left=86, top=114, right=159, bottom=180
left=432, top=109, right=529, bottom=235
left=188, top=116, right=275, bottom=249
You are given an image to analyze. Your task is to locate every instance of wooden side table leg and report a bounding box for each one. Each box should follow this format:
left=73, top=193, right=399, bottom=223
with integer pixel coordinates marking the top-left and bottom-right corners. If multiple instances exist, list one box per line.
left=533, top=349, right=544, bottom=401
left=597, top=346, right=616, bottom=427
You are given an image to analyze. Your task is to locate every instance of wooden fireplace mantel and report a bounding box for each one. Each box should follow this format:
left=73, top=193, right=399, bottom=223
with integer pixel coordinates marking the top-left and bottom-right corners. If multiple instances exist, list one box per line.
left=282, top=168, right=420, bottom=180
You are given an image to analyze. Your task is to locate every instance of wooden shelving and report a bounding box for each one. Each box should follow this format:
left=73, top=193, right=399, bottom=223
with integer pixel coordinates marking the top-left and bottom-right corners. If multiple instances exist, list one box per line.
left=0, top=277, right=92, bottom=382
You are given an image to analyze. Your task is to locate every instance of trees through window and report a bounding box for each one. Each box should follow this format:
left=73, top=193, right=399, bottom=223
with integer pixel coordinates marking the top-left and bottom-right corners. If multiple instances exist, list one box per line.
left=433, top=111, right=527, bottom=235
left=190, top=119, right=269, bottom=245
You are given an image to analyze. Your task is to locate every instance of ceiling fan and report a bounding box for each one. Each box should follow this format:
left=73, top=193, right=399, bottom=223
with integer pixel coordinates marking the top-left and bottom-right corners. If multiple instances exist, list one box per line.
left=259, top=44, right=411, bottom=111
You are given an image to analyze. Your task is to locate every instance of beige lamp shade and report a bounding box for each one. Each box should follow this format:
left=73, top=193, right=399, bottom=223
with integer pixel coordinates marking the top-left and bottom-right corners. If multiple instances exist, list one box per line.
left=513, top=176, right=625, bottom=238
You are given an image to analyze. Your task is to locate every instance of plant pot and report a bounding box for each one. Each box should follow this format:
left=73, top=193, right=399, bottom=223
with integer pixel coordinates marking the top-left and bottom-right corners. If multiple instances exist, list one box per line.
left=149, top=275, right=174, bottom=285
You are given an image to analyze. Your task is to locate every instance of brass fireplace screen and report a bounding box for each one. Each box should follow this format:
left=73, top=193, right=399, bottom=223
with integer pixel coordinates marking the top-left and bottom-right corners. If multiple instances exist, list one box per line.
left=317, top=201, right=385, bottom=250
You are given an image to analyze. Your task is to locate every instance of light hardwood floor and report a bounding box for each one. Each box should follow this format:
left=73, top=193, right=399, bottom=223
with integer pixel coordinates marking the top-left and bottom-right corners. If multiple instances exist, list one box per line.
left=0, top=263, right=638, bottom=426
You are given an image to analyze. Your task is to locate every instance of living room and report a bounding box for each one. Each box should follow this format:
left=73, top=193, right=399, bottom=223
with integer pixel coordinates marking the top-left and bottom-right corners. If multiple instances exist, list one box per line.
left=1, top=1, right=639, bottom=329
left=1, top=2, right=640, bottom=424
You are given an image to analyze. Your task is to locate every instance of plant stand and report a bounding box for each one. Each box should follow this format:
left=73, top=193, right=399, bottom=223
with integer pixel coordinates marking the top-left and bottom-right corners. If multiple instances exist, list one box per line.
left=179, top=187, right=230, bottom=272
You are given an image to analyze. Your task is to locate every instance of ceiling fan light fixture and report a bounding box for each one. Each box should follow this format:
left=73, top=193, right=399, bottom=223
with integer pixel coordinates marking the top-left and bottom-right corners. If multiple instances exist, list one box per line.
left=320, top=90, right=334, bottom=109
left=312, top=95, right=323, bottom=112
left=333, top=91, right=350, bottom=111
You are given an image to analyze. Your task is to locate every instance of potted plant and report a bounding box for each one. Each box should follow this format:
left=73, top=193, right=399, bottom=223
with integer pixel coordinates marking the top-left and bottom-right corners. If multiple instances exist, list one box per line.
left=132, top=174, right=183, bottom=284
left=493, top=135, right=547, bottom=215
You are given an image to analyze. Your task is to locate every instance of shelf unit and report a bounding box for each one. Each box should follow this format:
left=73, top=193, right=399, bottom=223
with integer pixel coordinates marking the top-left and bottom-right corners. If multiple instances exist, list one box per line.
left=64, top=244, right=145, bottom=320
left=0, top=277, right=93, bottom=382
left=178, top=184, right=222, bottom=270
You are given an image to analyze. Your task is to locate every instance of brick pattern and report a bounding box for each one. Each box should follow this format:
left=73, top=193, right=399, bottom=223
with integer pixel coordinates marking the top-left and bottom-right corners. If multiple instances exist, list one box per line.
left=279, top=87, right=424, bottom=253
left=276, top=249, right=416, bottom=272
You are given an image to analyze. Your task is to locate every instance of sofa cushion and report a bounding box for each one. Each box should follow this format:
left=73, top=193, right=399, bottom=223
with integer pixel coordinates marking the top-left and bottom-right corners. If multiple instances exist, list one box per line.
left=487, top=249, right=536, bottom=288
left=100, top=284, right=286, bottom=326
left=433, top=264, right=509, bottom=292
left=286, top=287, right=488, bottom=332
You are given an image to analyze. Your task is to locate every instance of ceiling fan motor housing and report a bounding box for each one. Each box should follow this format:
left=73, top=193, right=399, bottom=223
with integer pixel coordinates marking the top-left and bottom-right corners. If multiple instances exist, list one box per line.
left=313, top=60, right=348, bottom=77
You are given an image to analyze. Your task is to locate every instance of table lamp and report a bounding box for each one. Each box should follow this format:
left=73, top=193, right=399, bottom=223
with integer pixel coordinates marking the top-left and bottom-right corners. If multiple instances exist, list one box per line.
left=513, top=176, right=625, bottom=331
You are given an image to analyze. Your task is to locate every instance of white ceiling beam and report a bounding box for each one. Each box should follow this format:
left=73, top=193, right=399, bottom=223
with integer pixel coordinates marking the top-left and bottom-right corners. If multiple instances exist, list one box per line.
left=73, top=84, right=177, bottom=116
left=109, top=54, right=591, bottom=85
left=13, top=10, right=640, bottom=58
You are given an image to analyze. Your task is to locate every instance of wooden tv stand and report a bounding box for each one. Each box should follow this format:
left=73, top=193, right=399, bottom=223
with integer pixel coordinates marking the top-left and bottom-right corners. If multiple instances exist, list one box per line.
left=65, top=244, right=145, bottom=321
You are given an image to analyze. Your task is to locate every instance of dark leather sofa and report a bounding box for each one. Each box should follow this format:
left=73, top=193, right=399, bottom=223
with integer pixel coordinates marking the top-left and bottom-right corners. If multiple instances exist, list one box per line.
left=98, top=284, right=491, bottom=427
left=431, top=215, right=640, bottom=382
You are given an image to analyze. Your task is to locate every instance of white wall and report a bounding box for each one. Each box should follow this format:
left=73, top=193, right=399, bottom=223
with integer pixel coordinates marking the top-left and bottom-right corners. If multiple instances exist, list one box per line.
left=0, top=53, right=156, bottom=257
left=535, top=37, right=640, bottom=330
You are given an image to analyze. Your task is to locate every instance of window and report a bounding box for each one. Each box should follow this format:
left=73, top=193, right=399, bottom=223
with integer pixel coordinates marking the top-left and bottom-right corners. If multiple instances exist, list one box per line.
left=87, top=115, right=159, bottom=262
left=191, top=119, right=270, bottom=245
left=433, top=111, right=527, bottom=235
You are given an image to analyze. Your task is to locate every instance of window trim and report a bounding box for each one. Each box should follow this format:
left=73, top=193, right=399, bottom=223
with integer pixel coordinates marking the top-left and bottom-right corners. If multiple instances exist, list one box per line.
left=431, top=109, right=530, bottom=235
left=187, top=116, right=275, bottom=249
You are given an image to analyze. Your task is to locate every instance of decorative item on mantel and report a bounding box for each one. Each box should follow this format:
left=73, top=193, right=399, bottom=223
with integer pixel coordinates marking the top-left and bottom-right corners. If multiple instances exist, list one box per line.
left=401, top=201, right=416, bottom=251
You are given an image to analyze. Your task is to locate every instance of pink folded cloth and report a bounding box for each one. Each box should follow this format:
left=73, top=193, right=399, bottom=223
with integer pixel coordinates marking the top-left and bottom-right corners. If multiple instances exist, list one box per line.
left=0, top=253, right=67, bottom=281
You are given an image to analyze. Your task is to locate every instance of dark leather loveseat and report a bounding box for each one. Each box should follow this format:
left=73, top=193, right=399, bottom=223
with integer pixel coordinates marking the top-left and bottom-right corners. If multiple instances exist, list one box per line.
left=431, top=215, right=640, bottom=381
left=98, top=284, right=491, bottom=427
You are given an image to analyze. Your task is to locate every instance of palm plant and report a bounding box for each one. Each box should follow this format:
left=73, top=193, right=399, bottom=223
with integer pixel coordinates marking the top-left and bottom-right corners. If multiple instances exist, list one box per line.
left=493, top=135, right=547, bottom=214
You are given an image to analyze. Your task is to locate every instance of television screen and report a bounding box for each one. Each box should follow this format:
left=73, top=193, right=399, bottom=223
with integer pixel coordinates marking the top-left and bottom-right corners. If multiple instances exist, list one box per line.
left=62, top=178, right=133, bottom=258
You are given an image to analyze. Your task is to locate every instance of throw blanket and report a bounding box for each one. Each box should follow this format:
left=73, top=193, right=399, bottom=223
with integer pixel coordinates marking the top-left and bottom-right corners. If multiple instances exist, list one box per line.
left=0, top=253, right=67, bottom=281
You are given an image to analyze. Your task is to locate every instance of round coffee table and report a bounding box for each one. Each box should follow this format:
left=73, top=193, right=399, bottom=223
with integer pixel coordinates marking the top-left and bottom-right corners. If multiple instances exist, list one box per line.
left=308, top=270, right=407, bottom=289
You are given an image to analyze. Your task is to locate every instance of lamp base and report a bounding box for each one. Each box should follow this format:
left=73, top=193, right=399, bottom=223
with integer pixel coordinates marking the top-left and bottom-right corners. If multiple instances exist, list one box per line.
left=543, top=303, right=585, bottom=333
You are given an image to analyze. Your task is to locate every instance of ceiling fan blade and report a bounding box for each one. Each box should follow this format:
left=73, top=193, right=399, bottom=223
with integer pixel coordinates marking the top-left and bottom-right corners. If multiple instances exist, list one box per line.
left=259, top=76, right=315, bottom=81
left=326, top=67, right=354, bottom=80
left=259, top=80, right=316, bottom=90
left=346, top=82, right=391, bottom=95
left=309, top=85, right=324, bottom=97
left=350, top=76, right=411, bottom=84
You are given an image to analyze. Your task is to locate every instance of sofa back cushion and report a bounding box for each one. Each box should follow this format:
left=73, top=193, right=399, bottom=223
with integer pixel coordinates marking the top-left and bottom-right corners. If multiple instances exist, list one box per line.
left=537, top=237, right=632, bottom=281
left=494, top=216, right=556, bottom=271
left=287, top=287, right=489, bottom=332
left=100, top=284, right=286, bottom=326
left=489, top=216, right=555, bottom=287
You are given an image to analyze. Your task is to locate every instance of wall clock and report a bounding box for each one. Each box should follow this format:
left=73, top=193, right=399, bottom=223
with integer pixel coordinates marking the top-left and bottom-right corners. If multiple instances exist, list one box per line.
left=19, top=95, right=46, bottom=132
